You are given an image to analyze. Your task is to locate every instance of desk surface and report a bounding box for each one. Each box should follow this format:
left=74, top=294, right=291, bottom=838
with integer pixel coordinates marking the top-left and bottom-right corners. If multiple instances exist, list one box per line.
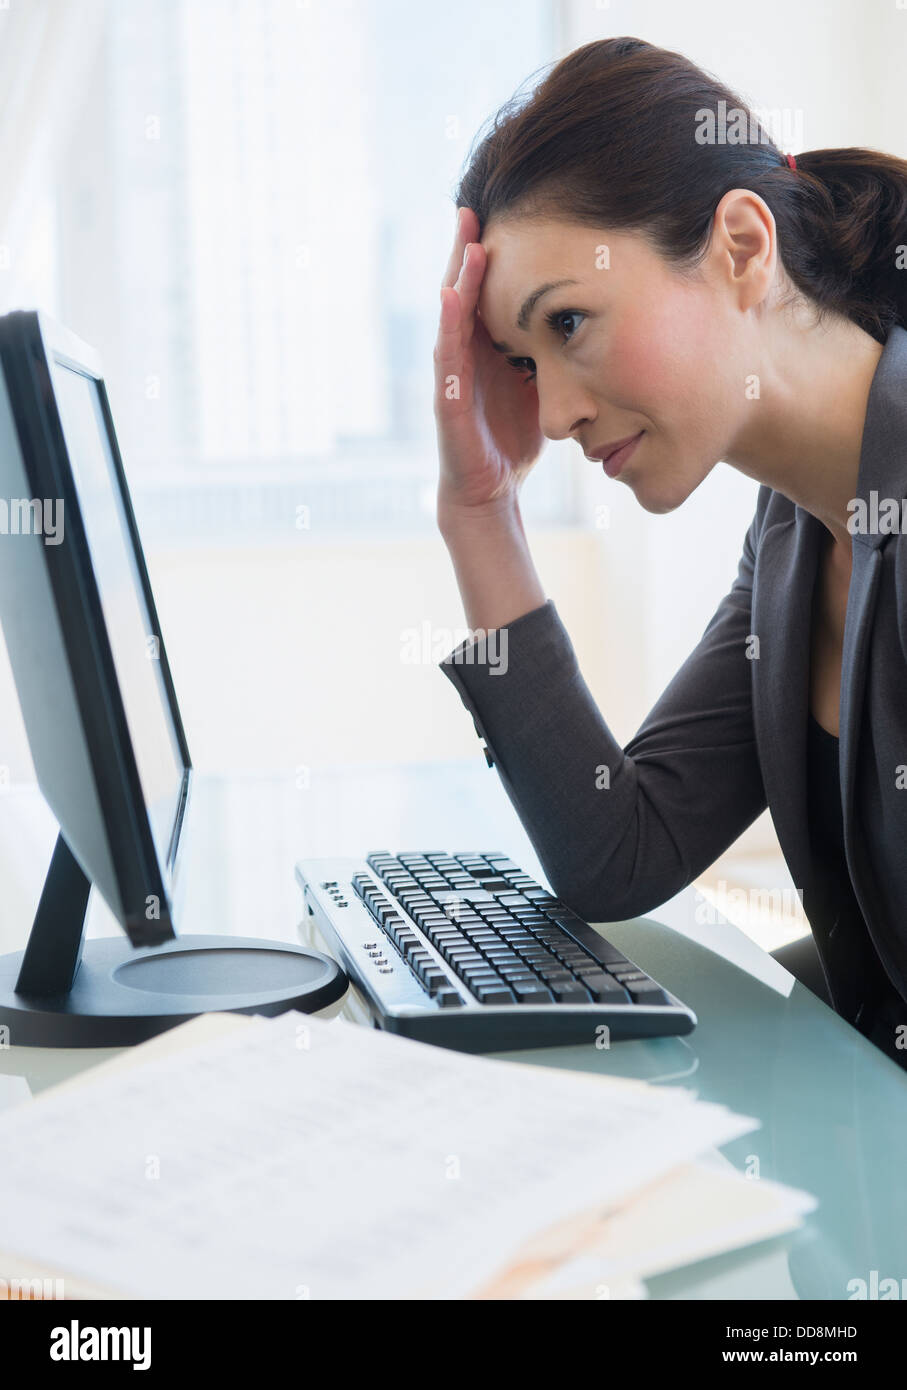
left=1, top=765, right=905, bottom=1301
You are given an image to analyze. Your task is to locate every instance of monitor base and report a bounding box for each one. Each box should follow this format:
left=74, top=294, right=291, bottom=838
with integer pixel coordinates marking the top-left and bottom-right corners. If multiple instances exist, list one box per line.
left=0, top=934, right=348, bottom=1047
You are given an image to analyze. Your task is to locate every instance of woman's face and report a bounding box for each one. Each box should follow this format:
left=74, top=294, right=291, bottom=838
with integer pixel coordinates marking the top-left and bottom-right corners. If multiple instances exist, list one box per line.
left=476, top=215, right=753, bottom=514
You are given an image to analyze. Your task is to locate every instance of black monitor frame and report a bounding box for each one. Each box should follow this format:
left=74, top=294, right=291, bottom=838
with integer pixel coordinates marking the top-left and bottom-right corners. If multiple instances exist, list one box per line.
left=0, top=310, right=191, bottom=947
left=0, top=310, right=346, bottom=1047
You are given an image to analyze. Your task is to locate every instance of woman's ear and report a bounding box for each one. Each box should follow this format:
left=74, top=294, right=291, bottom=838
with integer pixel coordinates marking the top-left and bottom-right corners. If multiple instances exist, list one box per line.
left=710, top=188, right=777, bottom=312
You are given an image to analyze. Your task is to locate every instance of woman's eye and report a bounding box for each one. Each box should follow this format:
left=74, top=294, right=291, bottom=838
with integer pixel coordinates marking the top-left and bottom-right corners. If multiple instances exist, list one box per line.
left=505, top=310, right=585, bottom=380
left=547, top=308, right=585, bottom=340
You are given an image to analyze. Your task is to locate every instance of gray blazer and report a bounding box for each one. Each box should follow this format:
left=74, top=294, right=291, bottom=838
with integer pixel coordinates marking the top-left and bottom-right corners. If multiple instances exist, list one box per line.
left=440, top=323, right=907, bottom=1032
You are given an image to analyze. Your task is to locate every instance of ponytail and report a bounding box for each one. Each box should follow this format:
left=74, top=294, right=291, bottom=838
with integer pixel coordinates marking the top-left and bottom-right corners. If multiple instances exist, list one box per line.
left=778, top=147, right=907, bottom=342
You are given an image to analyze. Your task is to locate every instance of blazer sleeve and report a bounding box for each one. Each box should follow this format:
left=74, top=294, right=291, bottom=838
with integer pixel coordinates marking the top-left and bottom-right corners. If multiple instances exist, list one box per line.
left=438, top=492, right=769, bottom=923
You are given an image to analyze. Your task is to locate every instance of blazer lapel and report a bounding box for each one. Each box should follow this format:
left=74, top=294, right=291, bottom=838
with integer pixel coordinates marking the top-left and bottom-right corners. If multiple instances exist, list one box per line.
left=838, top=325, right=907, bottom=853
left=839, top=541, right=881, bottom=852
left=752, top=507, right=823, bottom=906
left=752, top=324, right=907, bottom=909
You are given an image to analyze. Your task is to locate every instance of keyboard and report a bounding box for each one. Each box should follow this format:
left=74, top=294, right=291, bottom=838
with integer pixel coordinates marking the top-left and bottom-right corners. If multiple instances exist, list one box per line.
left=295, top=850, right=697, bottom=1051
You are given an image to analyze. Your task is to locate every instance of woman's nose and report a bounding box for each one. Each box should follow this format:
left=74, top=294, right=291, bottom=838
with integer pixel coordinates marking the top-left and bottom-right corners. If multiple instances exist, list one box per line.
left=537, top=390, right=595, bottom=445
left=534, top=367, right=596, bottom=444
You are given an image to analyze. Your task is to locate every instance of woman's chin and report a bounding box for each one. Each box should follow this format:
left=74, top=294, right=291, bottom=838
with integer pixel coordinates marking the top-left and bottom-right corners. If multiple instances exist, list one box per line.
left=628, top=477, right=689, bottom=515
left=626, top=459, right=714, bottom=515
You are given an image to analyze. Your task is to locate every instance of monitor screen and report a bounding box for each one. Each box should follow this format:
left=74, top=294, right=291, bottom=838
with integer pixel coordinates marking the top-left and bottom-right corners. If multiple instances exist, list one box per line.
left=49, top=357, right=185, bottom=869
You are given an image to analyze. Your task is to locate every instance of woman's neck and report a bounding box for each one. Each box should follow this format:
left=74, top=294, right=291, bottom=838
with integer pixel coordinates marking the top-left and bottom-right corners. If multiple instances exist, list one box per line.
left=725, top=316, right=886, bottom=550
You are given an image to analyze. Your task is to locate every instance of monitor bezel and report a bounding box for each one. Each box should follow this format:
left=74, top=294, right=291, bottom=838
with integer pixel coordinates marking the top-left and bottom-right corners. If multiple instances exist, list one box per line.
left=0, top=310, right=191, bottom=945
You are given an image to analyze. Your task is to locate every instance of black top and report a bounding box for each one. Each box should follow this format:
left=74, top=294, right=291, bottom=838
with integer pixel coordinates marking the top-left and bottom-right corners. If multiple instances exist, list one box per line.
left=806, top=712, right=907, bottom=1070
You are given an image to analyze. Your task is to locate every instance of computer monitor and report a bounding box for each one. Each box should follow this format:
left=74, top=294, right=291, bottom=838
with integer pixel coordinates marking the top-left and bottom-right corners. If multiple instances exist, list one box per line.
left=0, top=311, right=345, bottom=1046
left=0, top=312, right=189, bottom=945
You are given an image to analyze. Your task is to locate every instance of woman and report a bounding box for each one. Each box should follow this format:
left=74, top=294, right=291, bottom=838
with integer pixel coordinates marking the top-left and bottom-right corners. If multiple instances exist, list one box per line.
left=432, top=36, right=907, bottom=1071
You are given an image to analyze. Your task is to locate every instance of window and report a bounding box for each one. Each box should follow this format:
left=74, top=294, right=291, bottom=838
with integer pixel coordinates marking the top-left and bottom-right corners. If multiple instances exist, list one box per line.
left=4, top=0, right=567, bottom=544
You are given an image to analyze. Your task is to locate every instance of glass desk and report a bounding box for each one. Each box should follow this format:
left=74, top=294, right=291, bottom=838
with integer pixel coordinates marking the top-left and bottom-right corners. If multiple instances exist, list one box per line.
left=1, top=766, right=904, bottom=1299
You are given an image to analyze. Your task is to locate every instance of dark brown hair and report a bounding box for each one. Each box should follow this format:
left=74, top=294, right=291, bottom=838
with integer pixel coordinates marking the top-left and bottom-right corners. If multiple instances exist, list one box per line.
left=455, top=36, right=907, bottom=344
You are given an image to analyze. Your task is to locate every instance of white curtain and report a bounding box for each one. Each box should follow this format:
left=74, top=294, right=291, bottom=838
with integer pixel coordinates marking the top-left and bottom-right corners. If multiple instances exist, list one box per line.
left=0, top=0, right=106, bottom=307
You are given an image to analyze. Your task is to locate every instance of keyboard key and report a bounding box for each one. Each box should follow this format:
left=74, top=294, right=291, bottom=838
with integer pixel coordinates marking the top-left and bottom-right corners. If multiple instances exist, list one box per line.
left=434, top=988, right=463, bottom=1008
left=433, top=888, right=495, bottom=904
left=564, top=934, right=634, bottom=971
left=579, top=972, right=632, bottom=1004
left=440, top=948, right=477, bottom=967
left=474, top=984, right=515, bottom=1004
left=559, top=953, right=599, bottom=970
left=519, top=956, right=553, bottom=972
left=623, top=979, right=671, bottom=1006
left=449, top=953, right=486, bottom=970
left=462, top=966, right=503, bottom=982
left=511, top=980, right=554, bottom=1003
left=550, top=980, right=592, bottom=1003
left=538, top=967, right=574, bottom=985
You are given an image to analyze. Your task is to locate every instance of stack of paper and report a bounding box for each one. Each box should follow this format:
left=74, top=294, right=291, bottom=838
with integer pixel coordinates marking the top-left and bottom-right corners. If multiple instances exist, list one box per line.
left=476, top=1152, right=814, bottom=1299
left=0, top=1011, right=815, bottom=1299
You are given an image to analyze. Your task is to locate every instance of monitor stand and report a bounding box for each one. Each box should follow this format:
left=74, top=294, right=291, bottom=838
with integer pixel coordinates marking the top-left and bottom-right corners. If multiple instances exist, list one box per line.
left=0, top=832, right=349, bottom=1047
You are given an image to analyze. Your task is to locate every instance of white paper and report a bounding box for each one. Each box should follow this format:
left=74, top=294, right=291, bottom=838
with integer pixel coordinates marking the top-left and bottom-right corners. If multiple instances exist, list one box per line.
left=0, top=1010, right=760, bottom=1299
left=0, top=1074, right=31, bottom=1115
left=523, top=1158, right=816, bottom=1297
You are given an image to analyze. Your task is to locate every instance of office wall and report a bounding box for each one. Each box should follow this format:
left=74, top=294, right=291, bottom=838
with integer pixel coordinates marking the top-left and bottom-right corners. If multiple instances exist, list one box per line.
left=137, top=526, right=648, bottom=773
left=0, top=523, right=647, bottom=780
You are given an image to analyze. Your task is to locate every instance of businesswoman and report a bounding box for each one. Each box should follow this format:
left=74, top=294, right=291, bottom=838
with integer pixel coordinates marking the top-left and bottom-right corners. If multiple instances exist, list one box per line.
left=432, top=36, right=907, bottom=1071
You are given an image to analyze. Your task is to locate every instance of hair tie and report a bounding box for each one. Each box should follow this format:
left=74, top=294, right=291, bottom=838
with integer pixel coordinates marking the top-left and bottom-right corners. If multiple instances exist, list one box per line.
left=785, top=152, right=798, bottom=171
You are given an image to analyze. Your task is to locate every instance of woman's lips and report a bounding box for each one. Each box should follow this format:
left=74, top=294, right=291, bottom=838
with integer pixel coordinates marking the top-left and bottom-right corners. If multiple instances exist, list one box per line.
left=602, top=431, right=644, bottom=477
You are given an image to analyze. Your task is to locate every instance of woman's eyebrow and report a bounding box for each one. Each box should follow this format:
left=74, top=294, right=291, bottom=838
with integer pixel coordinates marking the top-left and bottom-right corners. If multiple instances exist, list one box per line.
left=489, top=278, right=579, bottom=352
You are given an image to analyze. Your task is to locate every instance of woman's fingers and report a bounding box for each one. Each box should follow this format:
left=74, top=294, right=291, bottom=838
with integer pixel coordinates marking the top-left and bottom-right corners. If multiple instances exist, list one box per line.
left=435, top=247, right=477, bottom=380
left=453, top=239, right=486, bottom=349
left=441, top=206, right=480, bottom=289
left=441, top=208, right=467, bottom=289
left=434, top=283, right=463, bottom=411
left=434, top=219, right=486, bottom=412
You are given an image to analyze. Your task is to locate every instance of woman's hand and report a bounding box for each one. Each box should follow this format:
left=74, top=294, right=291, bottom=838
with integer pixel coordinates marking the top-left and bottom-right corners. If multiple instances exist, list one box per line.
left=433, top=206, right=546, bottom=524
